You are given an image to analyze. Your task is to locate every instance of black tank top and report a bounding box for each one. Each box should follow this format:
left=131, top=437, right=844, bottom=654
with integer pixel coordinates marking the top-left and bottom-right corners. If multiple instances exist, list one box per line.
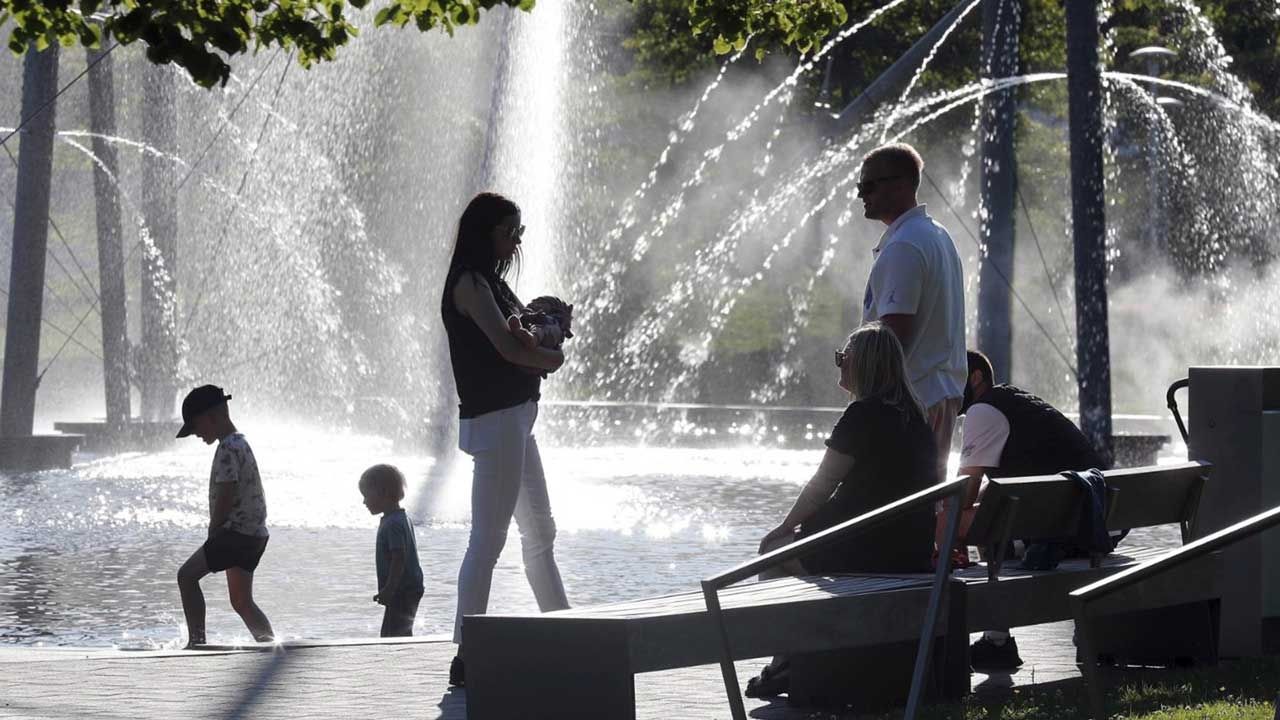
left=442, top=268, right=541, bottom=419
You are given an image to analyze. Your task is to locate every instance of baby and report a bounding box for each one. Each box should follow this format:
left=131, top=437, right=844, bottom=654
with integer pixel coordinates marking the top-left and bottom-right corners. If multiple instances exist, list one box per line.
left=507, top=295, right=574, bottom=350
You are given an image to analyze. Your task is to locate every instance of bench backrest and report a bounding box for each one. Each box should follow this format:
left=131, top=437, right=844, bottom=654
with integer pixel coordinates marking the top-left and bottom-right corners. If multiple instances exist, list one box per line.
left=966, top=461, right=1211, bottom=576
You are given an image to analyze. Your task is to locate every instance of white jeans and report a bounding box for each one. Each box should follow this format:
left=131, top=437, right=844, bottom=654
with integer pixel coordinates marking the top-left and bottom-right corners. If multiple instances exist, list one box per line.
left=453, top=400, right=569, bottom=647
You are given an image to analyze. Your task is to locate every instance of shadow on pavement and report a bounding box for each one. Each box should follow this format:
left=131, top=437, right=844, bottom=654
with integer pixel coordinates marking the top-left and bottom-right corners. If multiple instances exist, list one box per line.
left=218, top=647, right=293, bottom=720
left=432, top=687, right=466, bottom=719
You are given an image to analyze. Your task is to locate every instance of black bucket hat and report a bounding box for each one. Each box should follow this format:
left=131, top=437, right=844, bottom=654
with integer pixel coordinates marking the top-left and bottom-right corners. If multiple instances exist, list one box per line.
left=176, top=385, right=232, bottom=438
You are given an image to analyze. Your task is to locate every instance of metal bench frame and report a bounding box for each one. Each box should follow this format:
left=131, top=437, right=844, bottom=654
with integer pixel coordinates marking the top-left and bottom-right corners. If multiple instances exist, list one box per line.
left=1072, top=504, right=1280, bottom=719
left=701, top=476, right=970, bottom=720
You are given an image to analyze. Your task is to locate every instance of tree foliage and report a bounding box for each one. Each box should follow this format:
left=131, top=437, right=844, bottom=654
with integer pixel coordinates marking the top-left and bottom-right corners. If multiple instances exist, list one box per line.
left=0, top=0, right=857, bottom=89
left=0, top=0, right=534, bottom=87
left=623, top=0, right=1280, bottom=117
left=685, top=0, right=847, bottom=58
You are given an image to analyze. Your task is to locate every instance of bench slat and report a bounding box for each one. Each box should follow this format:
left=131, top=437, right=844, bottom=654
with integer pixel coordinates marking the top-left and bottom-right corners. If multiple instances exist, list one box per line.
left=950, top=544, right=1169, bottom=583
left=628, top=583, right=946, bottom=672
left=967, top=462, right=1210, bottom=547
left=488, top=575, right=930, bottom=620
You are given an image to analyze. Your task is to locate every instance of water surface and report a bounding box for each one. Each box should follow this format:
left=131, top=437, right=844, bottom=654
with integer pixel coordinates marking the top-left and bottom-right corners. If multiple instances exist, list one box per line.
left=0, top=425, right=818, bottom=647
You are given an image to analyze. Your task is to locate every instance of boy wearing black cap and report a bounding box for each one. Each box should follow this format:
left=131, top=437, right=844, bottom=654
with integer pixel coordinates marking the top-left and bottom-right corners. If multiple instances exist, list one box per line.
left=175, top=385, right=274, bottom=647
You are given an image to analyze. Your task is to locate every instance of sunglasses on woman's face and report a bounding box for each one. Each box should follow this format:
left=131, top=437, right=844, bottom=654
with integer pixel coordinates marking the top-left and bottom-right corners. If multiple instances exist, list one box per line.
left=509, top=224, right=526, bottom=240
left=834, top=348, right=848, bottom=367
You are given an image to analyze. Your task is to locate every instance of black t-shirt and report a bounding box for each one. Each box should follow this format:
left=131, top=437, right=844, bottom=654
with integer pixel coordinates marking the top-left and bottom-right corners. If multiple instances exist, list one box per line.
left=797, top=397, right=937, bottom=574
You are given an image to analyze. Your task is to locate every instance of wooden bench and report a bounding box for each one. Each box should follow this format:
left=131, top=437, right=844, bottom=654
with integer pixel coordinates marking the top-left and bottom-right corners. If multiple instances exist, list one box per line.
left=466, top=462, right=1219, bottom=720
left=1073, top=502, right=1280, bottom=718
left=956, top=461, right=1221, bottom=660
left=466, top=477, right=971, bottom=720
left=745, top=462, right=1222, bottom=712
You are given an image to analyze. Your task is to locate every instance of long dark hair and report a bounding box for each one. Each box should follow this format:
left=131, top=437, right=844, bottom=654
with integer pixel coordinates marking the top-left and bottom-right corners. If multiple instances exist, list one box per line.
left=442, top=192, right=520, bottom=313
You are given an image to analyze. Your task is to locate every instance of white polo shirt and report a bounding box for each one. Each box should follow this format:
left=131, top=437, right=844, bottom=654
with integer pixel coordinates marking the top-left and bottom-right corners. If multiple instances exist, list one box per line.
left=861, top=205, right=967, bottom=409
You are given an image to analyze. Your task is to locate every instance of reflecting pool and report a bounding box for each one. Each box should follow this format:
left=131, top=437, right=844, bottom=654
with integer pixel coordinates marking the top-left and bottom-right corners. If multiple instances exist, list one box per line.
left=0, top=419, right=1185, bottom=648
left=0, top=423, right=828, bottom=647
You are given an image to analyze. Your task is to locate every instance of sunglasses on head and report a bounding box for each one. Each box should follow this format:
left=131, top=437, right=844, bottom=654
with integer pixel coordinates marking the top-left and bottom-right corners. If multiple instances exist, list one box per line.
left=856, top=174, right=904, bottom=196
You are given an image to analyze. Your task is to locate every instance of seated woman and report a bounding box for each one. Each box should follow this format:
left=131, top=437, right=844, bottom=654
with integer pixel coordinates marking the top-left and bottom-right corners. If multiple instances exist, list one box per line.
left=747, top=321, right=938, bottom=698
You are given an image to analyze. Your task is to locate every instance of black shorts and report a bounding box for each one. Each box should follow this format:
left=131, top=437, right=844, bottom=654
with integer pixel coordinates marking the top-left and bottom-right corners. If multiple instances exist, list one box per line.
left=203, top=530, right=269, bottom=573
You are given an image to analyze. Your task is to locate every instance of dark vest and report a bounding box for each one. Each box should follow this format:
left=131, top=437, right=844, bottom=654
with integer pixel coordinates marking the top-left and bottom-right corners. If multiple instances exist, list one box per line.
left=442, top=268, right=541, bottom=419
left=977, top=385, right=1106, bottom=478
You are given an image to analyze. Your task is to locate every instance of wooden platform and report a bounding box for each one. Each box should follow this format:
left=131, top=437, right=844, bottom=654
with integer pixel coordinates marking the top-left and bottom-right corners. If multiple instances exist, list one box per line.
left=0, top=623, right=1084, bottom=720
left=51, top=420, right=176, bottom=453
left=0, top=434, right=83, bottom=472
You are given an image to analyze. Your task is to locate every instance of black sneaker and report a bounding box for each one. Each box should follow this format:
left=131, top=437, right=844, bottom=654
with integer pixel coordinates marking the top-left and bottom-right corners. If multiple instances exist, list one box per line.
left=970, top=636, right=1023, bottom=671
left=449, top=656, right=465, bottom=687
left=743, top=660, right=790, bottom=699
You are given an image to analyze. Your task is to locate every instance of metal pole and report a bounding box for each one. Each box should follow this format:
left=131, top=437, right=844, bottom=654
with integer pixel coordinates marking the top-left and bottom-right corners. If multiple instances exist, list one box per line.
left=703, top=581, right=748, bottom=720
left=904, top=493, right=962, bottom=719
left=976, top=0, right=1019, bottom=384
left=829, top=0, right=974, bottom=133
left=474, top=6, right=518, bottom=192
left=87, top=38, right=132, bottom=430
left=1128, top=47, right=1177, bottom=271
left=139, top=62, right=180, bottom=421
left=1, top=47, right=60, bottom=438
left=1065, top=0, right=1114, bottom=466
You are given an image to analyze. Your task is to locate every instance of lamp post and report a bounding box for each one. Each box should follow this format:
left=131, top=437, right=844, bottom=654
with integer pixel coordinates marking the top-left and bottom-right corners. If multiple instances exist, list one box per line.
left=977, top=0, right=1020, bottom=384
left=1128, top=46, right=1180, bottom=262
left=1129, top=46, right=1177, bottom=82
left=1065, top=0, right=1113, bottom=465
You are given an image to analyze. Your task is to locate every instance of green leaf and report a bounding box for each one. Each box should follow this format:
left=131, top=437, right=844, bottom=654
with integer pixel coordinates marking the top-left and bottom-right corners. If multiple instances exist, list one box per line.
left=373, top=5, right=399, bottom=25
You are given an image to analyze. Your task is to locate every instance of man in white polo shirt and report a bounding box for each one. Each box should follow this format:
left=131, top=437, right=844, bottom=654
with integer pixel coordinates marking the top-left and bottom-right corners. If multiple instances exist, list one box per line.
left=857, top=142, right=967, bottom=482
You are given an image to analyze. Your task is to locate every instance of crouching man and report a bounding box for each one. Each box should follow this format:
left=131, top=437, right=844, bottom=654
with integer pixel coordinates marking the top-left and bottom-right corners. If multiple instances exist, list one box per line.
left=952, top=350, right=1108, bottom=671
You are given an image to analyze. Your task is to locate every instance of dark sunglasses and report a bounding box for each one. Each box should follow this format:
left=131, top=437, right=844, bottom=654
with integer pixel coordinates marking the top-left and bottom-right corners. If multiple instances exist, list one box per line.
left=856, top=174, right=904, bottom=196
left=834, top=348, right=848, bottom=367
left=510, top=224, right=526, bottom=239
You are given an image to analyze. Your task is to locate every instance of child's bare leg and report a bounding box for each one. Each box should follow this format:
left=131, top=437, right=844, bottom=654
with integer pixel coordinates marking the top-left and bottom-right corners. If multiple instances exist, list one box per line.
left=226, top=568, right=274, bottom=642
left=177, top=548, right=210, bottom=646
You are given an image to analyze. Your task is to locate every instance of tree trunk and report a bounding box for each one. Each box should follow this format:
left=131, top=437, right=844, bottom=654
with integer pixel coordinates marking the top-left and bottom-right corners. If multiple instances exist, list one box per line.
left=1065, top=0, right=1114, bottom=465
left=139, top=63, right=180, bottom=421
left=87, top=40, right=131, bottom=429
left=1, top=46, right=60, bottom=438
left=976, top=0, right=1020, bottom=384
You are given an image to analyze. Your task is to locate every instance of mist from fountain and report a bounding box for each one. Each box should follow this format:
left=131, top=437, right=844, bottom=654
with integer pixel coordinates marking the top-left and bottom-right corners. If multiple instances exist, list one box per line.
left=560, top=0, right=1280, bottom=419
left=1, top=0, right=1278, bottom=438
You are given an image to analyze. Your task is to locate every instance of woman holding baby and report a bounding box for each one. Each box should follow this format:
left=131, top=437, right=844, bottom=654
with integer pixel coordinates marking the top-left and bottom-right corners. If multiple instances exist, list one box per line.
left=441, top=192, right=571, bottom=687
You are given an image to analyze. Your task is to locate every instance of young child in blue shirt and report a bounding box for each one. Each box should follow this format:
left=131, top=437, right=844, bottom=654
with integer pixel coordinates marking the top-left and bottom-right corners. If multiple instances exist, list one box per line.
left=359, top=464, right=425, bottom=637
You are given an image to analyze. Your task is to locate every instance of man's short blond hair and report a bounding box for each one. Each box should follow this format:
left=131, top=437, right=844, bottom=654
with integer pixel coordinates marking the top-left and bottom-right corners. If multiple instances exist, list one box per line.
left=862, top=143, right=925, bottom=192
left=360, top=463, right=406, bottom=501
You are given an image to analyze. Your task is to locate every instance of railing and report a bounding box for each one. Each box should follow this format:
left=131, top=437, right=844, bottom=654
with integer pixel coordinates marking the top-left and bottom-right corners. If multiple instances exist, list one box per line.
left=1071, top=504, right=1280, bottom=719
left=701, top=476, right=971, bottom=720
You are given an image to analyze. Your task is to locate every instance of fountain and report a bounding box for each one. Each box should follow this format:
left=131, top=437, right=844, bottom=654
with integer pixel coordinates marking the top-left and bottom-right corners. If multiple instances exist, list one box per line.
left=0, top=0, right=1277, bottom=646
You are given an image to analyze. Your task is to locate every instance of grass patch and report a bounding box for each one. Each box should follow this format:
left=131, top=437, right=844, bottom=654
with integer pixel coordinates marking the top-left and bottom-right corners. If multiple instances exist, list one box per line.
left=831, top=657, right=1280, bottom=719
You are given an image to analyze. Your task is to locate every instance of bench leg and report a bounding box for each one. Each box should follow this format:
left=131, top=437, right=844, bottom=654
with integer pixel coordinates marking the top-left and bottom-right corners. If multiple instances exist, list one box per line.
left=466, top=617, right=636, bottom=720
left=787, top=580, right=970, bottom=710
left=1084, top=600, right=1220, bottom=666
left=937, top=578, right=970, bottom=700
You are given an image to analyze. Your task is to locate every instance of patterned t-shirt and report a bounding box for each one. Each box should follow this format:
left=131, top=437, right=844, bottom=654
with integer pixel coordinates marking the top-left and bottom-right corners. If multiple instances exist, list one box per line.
left=209, top=433, right=269, bottom=538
